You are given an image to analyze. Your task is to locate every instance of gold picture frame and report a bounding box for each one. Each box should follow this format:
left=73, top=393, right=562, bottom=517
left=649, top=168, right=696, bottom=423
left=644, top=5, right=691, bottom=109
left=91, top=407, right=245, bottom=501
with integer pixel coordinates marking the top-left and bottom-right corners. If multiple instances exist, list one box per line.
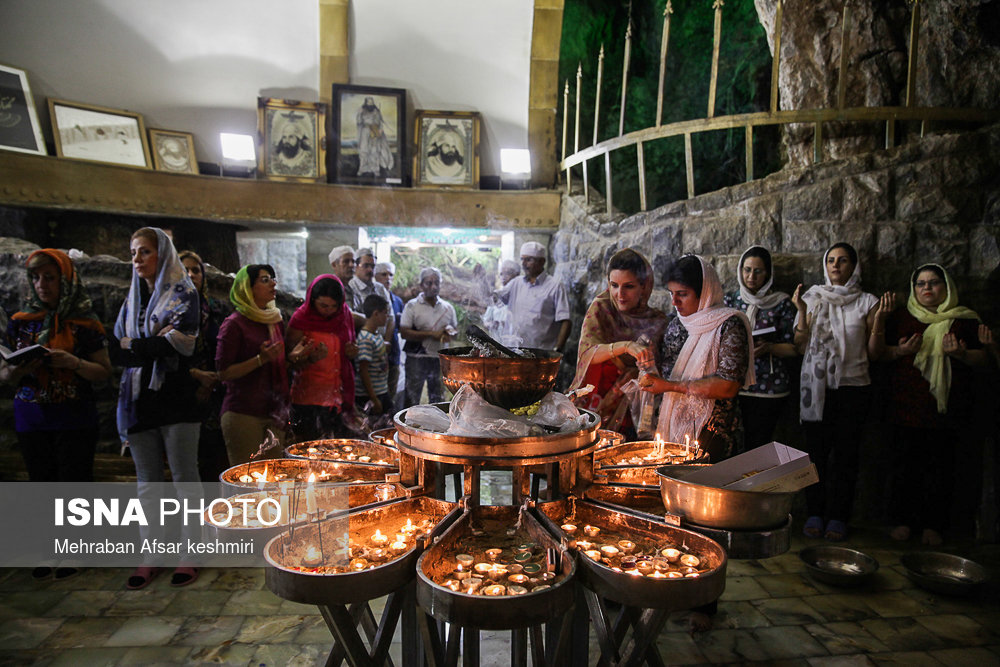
left=0, top=63, right=46, bottom=155
left=48, top=98, right=152, bottom=169
left=257, top=97, right=326, bottom=182
left=413, top=110, right=480, bottom=189
left=148, top=128, right=199, bottom=174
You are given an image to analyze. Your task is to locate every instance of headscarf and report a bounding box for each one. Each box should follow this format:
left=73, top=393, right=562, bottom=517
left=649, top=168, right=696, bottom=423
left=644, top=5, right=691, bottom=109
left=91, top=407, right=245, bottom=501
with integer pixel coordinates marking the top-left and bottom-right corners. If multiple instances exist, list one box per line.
left=229, top=266, right=282, bottom=324
left=12, top=249, right=105, bottom=353
left=656, top=256, right=754, bottom=443
left=289, top=274, right=357, bottom=407
left=114, top=228, right=199, bottom=433
left=178, top=250, right=210, bottom=335
left=737, top=246, right=789, bottom=327
left=799, top=245, right=866, bottom=422
left=906, top=264, right=980, bottom=413
left=569, top=252, right=669, bottom=393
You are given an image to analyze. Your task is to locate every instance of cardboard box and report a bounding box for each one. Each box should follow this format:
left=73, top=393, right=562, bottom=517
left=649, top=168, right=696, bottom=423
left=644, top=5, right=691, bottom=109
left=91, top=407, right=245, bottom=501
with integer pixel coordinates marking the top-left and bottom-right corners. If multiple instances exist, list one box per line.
left=679, top=442, right=818, bottom=493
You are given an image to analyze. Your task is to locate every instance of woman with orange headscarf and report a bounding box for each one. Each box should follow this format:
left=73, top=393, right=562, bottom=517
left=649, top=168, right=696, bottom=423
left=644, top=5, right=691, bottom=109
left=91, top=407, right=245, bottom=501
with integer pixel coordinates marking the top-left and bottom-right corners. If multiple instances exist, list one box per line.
left=569, top=248, right=669, bottom=436
left=1, top=249, right=112, bottom=484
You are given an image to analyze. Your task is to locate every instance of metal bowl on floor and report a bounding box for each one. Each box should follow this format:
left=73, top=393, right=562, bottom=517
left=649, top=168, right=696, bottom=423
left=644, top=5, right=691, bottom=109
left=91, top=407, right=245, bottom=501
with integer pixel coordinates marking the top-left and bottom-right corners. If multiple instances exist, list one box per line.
left=799, top=546, right=879, bottom=587
left=438, top=347, right=561, bottom=409
left=899, top=551, right=988, bottom=596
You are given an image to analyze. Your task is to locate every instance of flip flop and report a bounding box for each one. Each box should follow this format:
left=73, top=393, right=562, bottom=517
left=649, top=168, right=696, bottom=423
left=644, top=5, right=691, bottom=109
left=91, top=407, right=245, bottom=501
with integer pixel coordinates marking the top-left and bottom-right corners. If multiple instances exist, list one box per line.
left=803, top=515, right=824, bottom=538
left=31, top=567, right=53, bottom=580
left=126, top=566, right=161, bottom=590
left=824, top=519, right=847, bottom=542
left=170, top=567, right=199, bottom=587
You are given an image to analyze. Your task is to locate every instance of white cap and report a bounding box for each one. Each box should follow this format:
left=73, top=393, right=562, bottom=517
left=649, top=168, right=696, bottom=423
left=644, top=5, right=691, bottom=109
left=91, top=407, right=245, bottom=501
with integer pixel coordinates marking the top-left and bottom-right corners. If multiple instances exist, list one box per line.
left=520, top=241, right=546, bottom=258
left=328, top=245, right=355, bottom=265
left=355, top=247, right=375, bottom=261
left=375, top=261, right=396, bottom=274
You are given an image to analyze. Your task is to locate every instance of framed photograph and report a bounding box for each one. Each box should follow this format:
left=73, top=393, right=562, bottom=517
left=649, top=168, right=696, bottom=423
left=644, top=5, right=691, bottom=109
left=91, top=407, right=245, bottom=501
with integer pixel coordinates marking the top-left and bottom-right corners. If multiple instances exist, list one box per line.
left=414, top=110, right=480, bottom=189
left=0, top=63, right=46, bottom=155
left=48, top=98, right=151, bottom=168
left=148, top=128, right=199, bottom=174
left=258, top=97, right=326, bottom=182
left=330, top=84, right=406, bottom=186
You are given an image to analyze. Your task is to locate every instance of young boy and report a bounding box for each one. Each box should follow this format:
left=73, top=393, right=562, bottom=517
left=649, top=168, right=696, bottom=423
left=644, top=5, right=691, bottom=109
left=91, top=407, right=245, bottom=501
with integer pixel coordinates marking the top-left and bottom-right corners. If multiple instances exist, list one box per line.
left=356, top=294, right=392, bottom=417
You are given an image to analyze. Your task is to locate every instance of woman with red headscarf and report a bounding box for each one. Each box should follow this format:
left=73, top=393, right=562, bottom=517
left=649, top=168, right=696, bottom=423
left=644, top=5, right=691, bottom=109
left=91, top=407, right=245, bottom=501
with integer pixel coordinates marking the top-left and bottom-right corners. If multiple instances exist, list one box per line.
left=1, top=249, right=112, bottom=482
left=569, top=248, right=669, bottom=436
left=286, top=274, right=357, bottom=440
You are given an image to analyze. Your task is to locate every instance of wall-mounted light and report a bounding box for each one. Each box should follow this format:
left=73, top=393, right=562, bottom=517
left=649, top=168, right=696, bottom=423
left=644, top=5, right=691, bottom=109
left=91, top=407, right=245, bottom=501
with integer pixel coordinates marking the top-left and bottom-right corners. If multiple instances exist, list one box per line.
left=220, top=133, right=256, bottom=178
left=500, top=149, right=531, bottom=190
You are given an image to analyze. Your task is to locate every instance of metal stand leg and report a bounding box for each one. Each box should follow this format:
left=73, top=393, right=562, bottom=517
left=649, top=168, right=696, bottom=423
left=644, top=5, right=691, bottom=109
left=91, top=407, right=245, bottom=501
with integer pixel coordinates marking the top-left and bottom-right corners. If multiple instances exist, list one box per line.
left=511, top=628, right=528, bottom=667
left=319, top=590, right=406, bottom=667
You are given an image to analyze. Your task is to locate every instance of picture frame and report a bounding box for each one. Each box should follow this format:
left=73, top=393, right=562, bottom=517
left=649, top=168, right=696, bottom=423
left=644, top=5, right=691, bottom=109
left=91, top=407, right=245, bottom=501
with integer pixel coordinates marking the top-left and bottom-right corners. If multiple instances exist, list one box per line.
left=0, top=63, right=46, bottom=155
left=330, top=84, right=406, bottom=186
left=48, top=98, right=151, bottom=169
left=413, top=110, right=480, bottom=189
left=257, top=97, right=326, bottom=182
left=148, top=128, right=199, bottom=174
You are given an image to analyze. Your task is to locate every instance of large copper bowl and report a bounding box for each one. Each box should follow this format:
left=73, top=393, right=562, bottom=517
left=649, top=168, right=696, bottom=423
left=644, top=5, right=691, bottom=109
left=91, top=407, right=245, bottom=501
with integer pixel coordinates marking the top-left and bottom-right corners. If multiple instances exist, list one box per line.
left=437, top=347, right=561, bottom=409
left=656, top=466, right=797, bottom=530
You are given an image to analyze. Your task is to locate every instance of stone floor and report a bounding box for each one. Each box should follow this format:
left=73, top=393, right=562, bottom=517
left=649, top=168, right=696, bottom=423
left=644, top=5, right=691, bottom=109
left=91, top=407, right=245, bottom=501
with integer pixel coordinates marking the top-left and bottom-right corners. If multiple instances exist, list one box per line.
left=1, top=517, right=998, bottom=666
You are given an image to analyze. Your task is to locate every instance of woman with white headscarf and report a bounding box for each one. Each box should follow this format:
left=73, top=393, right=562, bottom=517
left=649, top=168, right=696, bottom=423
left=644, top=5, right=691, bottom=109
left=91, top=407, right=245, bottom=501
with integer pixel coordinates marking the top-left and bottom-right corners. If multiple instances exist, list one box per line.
left=869, top=263, right=988, bottom=546
left=114, top=227, right=201, bottom=589
left=724, top=246, right=799, bottom=451
left=792, top=242, right=879, bottom=542
left=639, top=255, right=754, bottom=461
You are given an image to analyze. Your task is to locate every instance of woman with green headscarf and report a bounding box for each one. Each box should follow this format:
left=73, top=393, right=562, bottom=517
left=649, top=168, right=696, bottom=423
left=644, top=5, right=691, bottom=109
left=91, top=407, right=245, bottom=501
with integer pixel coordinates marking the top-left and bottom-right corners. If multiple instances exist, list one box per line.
left=216, top=264, right=313, bottom=465
left=869, top=263, right=989, bottom=546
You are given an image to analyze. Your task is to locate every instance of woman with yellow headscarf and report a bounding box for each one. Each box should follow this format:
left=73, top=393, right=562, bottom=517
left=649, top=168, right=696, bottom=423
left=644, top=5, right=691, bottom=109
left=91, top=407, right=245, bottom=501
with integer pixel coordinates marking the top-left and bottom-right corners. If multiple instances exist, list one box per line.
left=869, top=263, right=989, bottom=546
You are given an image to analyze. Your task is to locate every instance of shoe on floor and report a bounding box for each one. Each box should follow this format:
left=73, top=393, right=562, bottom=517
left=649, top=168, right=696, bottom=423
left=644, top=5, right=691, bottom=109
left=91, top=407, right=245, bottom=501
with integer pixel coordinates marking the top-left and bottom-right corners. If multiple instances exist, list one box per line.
left=170, top=567, right=199, bottom=587
left=126, top=566, right=161, bottom=590
left=54, top=567, right=80, bottom=581
left=889, top=525, right=910, bottom=541
left=824, top=519, right=848, bottom=542
left=803, top=515, right=824, bottom=538
left=31, top=566, right=53, bottom=580
left=921, top=528, right=943, bottom=546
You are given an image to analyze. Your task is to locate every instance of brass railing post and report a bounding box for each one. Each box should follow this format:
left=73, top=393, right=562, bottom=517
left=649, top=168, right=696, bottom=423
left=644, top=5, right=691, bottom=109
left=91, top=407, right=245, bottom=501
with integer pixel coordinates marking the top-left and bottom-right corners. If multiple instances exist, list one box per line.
left=684, top=132, right=695, bottom=199
left=656, top=2, right=674, bottom=127
left=708, top=0, right=724, bottom=119
left=745, top=125, right=754, bottom=182
left=637, top=141, right=647, bottom=211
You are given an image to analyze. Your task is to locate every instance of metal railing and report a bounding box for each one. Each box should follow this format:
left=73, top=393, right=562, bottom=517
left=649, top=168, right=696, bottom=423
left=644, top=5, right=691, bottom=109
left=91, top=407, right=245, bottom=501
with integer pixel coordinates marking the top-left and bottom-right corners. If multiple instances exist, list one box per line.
left=559, top=0, right=1000, bottom=214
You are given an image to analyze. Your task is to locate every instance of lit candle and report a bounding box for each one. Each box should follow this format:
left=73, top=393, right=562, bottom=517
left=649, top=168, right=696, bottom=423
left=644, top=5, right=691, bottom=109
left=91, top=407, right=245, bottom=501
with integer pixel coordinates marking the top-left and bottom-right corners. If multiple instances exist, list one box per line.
left=575, top=540, right=594, bottom=551
left=487, top=564, right=508, bottom=581
left=679, top=554, right=701, bottom=568
left=507, top=585, right=528, bottom=595
left=684, top=572, right=700, bottom=578
left=239, top=474, right=253, bottom=484
left=456, top=554, right=474, bottom=569
left=375, top=484, right=395, bottom=502
left=464, top=577, right=484, bottom=594
left=369, top=548, right=387, bottom=562
left=583, top=525, right=600, bottom=537
left=561, top=524, right=578, bottom=536
left=653, top=558, right=670, bottom=573
left=454, top=570, right=472, bottom=581
left=482, top=584, right=506, bottom=596
left=389, top=541, right=408, bottom=556
left=507, top=573, right=529, bottom=586
left=305, top=473, right=317, bottom=514
left=661, top=548, right=681, bottom=563
left=667, top=571, right=684, bottom=578
left=401, top=518, right=417, bottom=536
left=350, top=558, right=369, bottom=571
left=485, top=548, right=503, bottom=562
left=600, top=545, right=620, bottom=559
left=442, top=579, right=461, bottom=591
left=473, top=563, right=492, bottom=576
left=650, top=571, right=667, bottom=579
left=521, top=563, right=542, bottom=575
left=584, top=550, right=602, bottom=562
left=624, top=569, right=642, bottom=577
left=307, top=447, right=318, bottom=453
left=370, top=529, right=389, bottom=547
left=680, top=566, right=699, bottom=575
left=617, top=540, right=635, bottom=554
left=302, top=546, right=322, bottom=567
left=636, top=559, right=655, bottom=575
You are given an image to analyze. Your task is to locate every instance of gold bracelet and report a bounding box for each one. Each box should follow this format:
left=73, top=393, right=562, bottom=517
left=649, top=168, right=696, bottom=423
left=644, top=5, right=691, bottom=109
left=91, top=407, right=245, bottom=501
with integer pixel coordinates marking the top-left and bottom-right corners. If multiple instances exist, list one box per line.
left=795, top=326, right=808, bottom=333
left=871, top=330, right=884, bottom=336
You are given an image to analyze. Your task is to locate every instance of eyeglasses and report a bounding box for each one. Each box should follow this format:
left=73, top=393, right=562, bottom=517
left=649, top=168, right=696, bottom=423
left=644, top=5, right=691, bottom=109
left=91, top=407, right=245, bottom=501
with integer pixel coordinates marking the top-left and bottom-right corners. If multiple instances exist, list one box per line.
left=256, top=275, right=276, bottom=285
left=915, top=279, right=944, bottom=289
left=359, top=262, right=376, bottom=269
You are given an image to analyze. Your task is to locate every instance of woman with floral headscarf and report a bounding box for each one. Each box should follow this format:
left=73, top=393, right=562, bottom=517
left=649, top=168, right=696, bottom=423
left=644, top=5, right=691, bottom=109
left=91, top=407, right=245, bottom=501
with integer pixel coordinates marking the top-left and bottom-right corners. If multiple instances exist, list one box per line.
left=792, top=242, right=879, bottom=542
left=639, top=255, right=754, bottom=461
left=724, top=246, right=799, bottom=451
left=869, top=264, right=988, bottom=546
left=114, top=227, right=201, bottom=589
left=569, top=249, right=669, bottom=436
left=216, top=264, right=311, bottom=465
left=1, top=249, right=111, bottom=485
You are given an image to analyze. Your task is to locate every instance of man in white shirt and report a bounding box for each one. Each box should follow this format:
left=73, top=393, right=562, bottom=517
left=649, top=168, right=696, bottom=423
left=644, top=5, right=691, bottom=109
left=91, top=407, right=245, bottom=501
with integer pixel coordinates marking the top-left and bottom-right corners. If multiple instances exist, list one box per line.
left=497, top=241, right=571, bottom=352
left=349, top=248, right=395, bottom=340
left=400, top=267, right=458, bottom=406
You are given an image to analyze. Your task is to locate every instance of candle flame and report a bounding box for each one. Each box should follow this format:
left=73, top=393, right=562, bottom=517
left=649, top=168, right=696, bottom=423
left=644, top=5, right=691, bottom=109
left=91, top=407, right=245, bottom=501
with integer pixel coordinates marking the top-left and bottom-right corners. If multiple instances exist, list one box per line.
left=262, top=463, right=268, bottom=481
left=374, top=529, right=384, bottom=539
left=306, top=546, right=320, bottom=559
left=307, top=472, right=316, bottom=483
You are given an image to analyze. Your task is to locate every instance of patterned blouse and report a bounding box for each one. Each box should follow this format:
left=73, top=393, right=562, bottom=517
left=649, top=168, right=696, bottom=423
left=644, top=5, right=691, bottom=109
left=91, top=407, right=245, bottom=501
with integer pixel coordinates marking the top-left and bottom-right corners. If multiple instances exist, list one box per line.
left=659, top=315, right=749, bottom=459
left=723, top=292, right=797, bottom=397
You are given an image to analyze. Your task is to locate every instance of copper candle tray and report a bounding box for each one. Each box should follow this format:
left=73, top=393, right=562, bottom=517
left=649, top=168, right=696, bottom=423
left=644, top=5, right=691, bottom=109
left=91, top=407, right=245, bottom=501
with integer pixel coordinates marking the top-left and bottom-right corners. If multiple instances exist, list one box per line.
left=594, top=440, right=709, bottom=486
left=220, top=459, right=389, bottom=496
left=284, top=438, right=398, bottom=468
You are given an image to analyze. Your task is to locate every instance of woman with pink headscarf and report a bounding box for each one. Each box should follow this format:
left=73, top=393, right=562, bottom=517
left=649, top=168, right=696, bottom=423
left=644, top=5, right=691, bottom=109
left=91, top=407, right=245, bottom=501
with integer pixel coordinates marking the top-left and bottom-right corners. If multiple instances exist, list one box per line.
left=639, top=255, right=754, bottom=461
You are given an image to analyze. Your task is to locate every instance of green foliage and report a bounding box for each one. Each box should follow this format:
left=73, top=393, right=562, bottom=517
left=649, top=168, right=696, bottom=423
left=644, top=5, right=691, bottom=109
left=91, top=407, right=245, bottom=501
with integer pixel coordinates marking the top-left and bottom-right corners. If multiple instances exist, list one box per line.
left=559, top=0, right=780, bottom=211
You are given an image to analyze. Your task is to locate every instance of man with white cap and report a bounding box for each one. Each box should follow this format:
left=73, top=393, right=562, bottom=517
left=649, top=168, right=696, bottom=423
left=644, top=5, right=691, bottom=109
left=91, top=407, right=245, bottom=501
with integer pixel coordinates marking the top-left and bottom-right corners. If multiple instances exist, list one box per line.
left=329, top=245, right=358, bottom=307
left=497, top=241, right=571, bottom=352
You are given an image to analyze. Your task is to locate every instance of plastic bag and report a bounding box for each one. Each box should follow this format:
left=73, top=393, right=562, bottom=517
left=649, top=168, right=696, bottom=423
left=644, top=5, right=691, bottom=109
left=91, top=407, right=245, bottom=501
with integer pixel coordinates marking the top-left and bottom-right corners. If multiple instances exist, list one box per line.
left=404, top=405, right=451, bottom=433
left=622, top=379, right=656, bottom=440
left=530, top=392, right=589, bottom=432
left=447, top=384, right=538, bottom=438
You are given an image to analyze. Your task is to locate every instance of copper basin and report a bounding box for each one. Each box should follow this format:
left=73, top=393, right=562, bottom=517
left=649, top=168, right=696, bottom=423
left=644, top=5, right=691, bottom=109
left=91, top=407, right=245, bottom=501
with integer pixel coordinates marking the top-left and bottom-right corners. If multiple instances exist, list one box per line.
left=438, top=347, right=561, bottom=409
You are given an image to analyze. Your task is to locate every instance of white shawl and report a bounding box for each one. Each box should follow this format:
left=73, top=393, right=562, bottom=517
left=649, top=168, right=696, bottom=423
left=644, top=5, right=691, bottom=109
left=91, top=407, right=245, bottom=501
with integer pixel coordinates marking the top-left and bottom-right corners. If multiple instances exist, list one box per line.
left=656, top=256, right=754, bottom=443
left=738, top=246, right=789, bottom=327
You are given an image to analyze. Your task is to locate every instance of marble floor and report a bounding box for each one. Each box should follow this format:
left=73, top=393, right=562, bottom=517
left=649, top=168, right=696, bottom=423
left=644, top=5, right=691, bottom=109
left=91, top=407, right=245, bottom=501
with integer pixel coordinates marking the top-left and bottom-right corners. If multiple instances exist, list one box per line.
left=1, top=518, right=998, bottom=666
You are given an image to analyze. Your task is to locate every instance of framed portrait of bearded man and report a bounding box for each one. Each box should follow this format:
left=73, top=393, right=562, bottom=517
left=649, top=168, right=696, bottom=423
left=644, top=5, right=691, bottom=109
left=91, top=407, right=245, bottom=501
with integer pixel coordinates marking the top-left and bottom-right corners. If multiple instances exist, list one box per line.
left=329, top=84, right=406, bottom=186
left=257, top=97, right=326, bottom=182
left=413, top=110, right=480, bottom=189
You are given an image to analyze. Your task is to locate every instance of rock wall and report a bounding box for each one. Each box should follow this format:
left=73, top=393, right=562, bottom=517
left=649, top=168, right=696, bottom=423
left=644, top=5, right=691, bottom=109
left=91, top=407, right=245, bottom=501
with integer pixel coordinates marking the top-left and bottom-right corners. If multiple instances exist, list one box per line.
left=753, top=0, right=1000, bottom=166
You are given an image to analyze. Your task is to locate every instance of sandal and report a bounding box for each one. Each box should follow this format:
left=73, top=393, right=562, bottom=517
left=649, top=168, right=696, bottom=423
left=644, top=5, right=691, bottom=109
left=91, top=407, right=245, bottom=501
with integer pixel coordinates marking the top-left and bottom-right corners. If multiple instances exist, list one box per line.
left=170, top=567, right=199, bottom=587
left=126, top=566, right=161, bottom=590
left=889, top=525, right=910, bottom=541
left=54, top=567, right=80, bottom=581
left=31, top=566, right=53, bottom=580
left=824, top=519, right=848, bottom=542
left=803, top=516, right=824, bottom=538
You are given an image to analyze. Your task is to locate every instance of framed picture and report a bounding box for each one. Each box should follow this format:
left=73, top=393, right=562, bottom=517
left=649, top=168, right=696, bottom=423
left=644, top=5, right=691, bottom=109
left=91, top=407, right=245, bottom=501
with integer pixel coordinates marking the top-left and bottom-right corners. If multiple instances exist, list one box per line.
left=414, top=110, right=480, bottom=189
left=330, top=84, right=406, bottom=186
left=0, top=63, right=46, bottom=155
left=148, top=128, right=199, bottom=174
left=48, top=98, right=151, bottom=168
left=257, top=97, right=326, bottom=182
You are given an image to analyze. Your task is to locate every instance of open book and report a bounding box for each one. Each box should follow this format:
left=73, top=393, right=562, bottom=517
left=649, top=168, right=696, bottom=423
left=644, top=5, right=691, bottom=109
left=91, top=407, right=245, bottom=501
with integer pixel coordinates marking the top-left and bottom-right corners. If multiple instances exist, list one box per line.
left=0, top=344, right=48, bottom=365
